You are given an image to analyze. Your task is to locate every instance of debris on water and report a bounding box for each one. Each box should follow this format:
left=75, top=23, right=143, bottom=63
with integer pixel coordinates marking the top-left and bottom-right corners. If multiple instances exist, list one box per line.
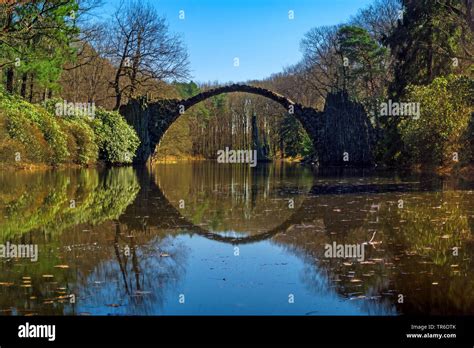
left=347, top=292, right=363, bottom=296
left=54, top=265, right=70, bottom=269
left=106, top=303, right=120, bottom=307
left=350, top=295, right=366, bottom=300
left=370, top=258, right=384, bottom=263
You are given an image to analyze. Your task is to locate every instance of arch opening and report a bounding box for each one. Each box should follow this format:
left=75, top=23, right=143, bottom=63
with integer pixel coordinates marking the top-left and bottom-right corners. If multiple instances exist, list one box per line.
left=155, top=84, right=315, bottom=162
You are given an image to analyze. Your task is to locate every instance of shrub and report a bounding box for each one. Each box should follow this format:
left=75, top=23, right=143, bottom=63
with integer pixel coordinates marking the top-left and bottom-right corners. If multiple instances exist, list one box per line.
left=0, top=90, right=139, bottom=167
left=91, top=108, right=140, bottom=164
left=61, top=119, right=98, bottom=165
left=461, top=113, right=474, bottom=165
left=398, top=75, right=473, bottom=166
left=1, top=109, right=52, bottom=163
left=0, top=92, right=68, bottom=164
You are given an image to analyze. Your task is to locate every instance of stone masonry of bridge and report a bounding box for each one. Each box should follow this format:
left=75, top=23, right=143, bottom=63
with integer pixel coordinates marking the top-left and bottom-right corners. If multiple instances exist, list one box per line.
left=120, top=84, right=375, bottom=166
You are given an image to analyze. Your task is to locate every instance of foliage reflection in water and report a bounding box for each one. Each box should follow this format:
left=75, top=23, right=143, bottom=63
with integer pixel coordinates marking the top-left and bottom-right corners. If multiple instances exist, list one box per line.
left=0, top=162, right=473, bottom=315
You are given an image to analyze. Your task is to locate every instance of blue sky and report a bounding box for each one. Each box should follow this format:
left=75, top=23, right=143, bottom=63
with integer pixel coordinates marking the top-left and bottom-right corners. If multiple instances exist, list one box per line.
left=97, top=0, right=373, bottom=83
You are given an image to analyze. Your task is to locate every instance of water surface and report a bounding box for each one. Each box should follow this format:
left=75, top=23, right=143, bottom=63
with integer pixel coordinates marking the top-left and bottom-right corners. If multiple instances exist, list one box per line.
left=0, top=162, right=473, bottom=315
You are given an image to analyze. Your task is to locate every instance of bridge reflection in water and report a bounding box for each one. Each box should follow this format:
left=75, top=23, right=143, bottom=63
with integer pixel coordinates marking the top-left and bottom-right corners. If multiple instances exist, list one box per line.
left=0, top=163, right=473, bottom=315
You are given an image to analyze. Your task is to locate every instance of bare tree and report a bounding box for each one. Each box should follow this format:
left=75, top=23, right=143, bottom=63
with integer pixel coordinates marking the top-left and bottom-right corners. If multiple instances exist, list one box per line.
left=350, top=0, right=402, bottom=42
left=106, top=1, right=190, bottom=110
left=299, top=25, right=344, bottom=99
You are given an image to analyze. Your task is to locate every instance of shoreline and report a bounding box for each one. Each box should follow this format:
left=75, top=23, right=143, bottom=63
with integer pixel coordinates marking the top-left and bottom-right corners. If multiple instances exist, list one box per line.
left=1, top=158, right=473, bottom=180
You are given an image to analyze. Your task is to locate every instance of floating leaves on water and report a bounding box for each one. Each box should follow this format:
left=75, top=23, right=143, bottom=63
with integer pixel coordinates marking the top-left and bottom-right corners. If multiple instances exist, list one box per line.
left=350, top=295, right=366, bottom=300
left=56, top=295, right=70, bottom=300
left=54, top=265, right=70, bottom=269
left=370, top=258, right=384, bottom=263
left=360, top=261, right=375, bottom=265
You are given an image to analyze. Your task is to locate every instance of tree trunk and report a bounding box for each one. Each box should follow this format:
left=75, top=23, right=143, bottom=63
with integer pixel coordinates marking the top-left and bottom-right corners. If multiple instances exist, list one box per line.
left=29, top=74, right=34, bottom=102
left=6, top=67, right=14, bottom=93
left=20, top=73, right=27, bottom=97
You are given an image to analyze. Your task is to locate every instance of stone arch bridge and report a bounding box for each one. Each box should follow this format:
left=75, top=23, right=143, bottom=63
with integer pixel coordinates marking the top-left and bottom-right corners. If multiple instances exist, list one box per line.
left=120, top=84, right=375, bottom=166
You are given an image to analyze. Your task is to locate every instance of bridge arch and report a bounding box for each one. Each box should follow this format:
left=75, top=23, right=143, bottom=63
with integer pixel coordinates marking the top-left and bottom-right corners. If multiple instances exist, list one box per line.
left=179, top=84, right=301, bottom=113
left=120, top=85, right=375, bottom=166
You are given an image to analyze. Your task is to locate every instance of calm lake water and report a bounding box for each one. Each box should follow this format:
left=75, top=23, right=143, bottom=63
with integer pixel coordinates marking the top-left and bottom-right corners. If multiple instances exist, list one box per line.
left=0, top=162, right=473, bottom=315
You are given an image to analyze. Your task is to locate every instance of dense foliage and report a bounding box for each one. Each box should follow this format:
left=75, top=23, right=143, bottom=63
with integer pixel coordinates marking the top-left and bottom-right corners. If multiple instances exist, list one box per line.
left=91, top=108, right=140, bottom=164
left=0, top=89, right=139, bottom=167
left=399, top=75, right=474, bottom=166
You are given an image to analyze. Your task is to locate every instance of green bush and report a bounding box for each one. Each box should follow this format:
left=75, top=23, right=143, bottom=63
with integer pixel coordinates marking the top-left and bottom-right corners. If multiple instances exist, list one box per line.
left=461, top=114, right=474, bottom=164
left=1, top=109, right=52, bottom=163
left=0, top=92, right=69, bottom=164
left=398, top=75, right=474, bottom=166
left=61, top=119, right=98, bottom=165
left=91, top=108, right=140, bottom=164
left=0, top=90, right=140, bottom=167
